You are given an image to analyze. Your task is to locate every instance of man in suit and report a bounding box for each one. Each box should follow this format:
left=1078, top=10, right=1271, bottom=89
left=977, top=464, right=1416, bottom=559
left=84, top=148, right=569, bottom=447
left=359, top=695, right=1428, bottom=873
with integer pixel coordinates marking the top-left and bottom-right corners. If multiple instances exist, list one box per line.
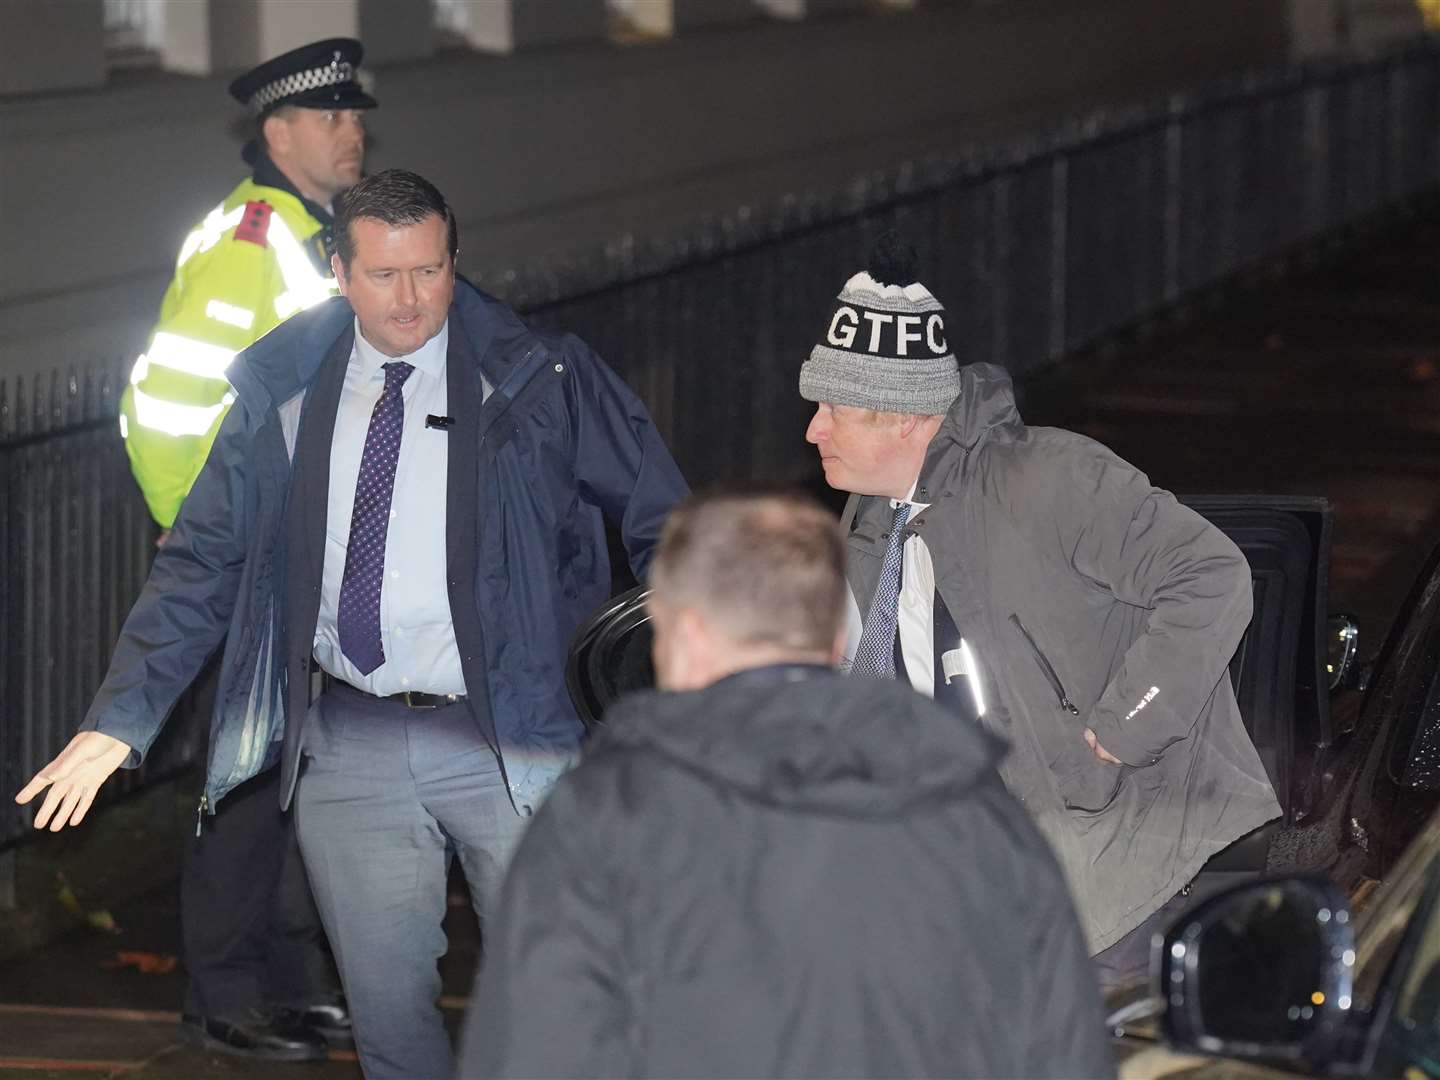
left=16, top=169, right=689, bottom=1078
left=118, top=38, right=377, bottom=1060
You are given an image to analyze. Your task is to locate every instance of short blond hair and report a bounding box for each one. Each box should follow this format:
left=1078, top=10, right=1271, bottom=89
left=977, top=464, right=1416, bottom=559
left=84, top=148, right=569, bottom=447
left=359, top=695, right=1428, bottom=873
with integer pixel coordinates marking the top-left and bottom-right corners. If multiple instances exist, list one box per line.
left=649, top=491, right=846, bottom=654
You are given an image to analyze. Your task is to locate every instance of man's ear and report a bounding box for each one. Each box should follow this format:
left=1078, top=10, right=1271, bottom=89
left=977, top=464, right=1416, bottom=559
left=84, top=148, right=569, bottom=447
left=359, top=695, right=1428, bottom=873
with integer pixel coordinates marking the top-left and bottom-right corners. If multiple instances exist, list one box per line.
left=261, top=112, right=289, bottom=156
left=898, top=413, right=941, bottom=442
left=676, top=607, right=711, bottom=660
left=666, top=607, right=716, bottom=691
left=331, top=253, right=349, bottom=296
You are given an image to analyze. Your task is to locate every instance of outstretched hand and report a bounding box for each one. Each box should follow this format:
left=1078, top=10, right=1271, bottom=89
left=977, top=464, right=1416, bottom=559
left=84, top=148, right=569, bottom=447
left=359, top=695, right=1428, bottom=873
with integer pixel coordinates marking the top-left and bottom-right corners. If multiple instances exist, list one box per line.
left=14, top=731, right=132, bottom=831
left=1083, top=727, right=1123, bottom=766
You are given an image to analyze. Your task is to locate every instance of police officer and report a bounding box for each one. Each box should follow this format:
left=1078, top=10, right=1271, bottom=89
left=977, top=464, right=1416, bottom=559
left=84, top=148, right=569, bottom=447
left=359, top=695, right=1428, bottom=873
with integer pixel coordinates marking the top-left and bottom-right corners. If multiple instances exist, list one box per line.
left=120, top=39, right=376, bottom=1062
left=121, top=37, right=375, bottom=533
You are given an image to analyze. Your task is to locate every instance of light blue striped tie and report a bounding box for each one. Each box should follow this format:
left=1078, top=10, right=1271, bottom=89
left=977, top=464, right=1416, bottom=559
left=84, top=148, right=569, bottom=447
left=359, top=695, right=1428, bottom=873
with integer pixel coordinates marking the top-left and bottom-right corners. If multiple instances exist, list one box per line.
left=851, top=503, right=911, bottom=680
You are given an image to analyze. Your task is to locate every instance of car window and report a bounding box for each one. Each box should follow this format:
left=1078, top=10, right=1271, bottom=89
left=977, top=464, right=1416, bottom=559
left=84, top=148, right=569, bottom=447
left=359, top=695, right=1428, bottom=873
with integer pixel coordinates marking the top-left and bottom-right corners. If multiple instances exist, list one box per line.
left=1354, top=819, right=1440, bottom=1010
left=1401, top=680, right=1440, bottom=790
left=1383, top=568, right=1440, bottom=790
left=1362, top=852, right=1440, bottom=1076
left=1399, top=899, right=1440, bottom=1011
left=1375, top=897, right=1440, bottom=1075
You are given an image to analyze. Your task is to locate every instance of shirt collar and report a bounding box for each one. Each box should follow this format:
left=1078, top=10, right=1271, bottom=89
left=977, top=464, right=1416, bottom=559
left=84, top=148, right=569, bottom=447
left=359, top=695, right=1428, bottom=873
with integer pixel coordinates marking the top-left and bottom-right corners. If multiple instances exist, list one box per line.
left=890, top=477, right=930, bottom=515
left=352, top=318, right=449, bottom=383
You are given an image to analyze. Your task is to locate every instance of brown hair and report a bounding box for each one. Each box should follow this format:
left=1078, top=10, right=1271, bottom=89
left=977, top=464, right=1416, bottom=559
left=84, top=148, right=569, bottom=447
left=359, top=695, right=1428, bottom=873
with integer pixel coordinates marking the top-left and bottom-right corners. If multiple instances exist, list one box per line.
left=649, top=490, right=846, bottom=654
left=334, top=168, right=459, bottom=269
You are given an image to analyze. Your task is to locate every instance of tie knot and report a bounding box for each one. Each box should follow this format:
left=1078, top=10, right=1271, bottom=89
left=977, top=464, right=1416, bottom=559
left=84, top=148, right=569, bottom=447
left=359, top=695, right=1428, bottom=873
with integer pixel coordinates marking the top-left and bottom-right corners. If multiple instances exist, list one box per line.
left=383, top=361, right=414, bottom=388
left=890, top=502, right=912, bottom=533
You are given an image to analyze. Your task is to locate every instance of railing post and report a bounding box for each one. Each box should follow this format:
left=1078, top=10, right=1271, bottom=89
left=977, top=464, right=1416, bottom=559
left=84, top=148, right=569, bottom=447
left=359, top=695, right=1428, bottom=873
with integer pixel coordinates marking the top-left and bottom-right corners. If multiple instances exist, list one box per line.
left=989, top=172, right=1012, bottom=369
left=1048, top=151, right=1069, bottom=362
left=1163, top=96, right=1185, bottom=304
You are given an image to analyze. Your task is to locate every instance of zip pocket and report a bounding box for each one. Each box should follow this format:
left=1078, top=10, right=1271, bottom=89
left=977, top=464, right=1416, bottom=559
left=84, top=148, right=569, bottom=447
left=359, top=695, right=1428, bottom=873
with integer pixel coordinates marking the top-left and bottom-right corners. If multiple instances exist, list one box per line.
left=1009, top=614, right=1079, bottom=715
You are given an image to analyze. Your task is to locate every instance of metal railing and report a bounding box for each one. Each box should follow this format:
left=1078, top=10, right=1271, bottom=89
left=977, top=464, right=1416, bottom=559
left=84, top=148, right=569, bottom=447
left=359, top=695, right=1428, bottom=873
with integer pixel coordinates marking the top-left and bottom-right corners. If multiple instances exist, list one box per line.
left=505, top=38, right=1440, bottom=484
left=3, top=36, right=1439, bottom=847
left=0, top=361, right=204, bottom=848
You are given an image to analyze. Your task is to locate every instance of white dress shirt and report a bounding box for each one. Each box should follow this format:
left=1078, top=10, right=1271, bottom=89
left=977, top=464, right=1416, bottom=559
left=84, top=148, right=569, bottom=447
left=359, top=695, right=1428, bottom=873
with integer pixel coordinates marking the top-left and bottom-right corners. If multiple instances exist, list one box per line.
left=893, top=482, right=935, bottom=697
left=312, top=318, right=467, bottom=696
left=843, top=480, right=982, bottom=704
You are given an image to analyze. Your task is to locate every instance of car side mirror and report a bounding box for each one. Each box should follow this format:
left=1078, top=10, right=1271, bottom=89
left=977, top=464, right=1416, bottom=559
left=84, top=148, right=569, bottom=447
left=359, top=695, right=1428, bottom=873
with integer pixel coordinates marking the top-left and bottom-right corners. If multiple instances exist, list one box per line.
left=1159, top=877, right=1356, bottom=1069
left=1327, top=613, right=1361, bottom=692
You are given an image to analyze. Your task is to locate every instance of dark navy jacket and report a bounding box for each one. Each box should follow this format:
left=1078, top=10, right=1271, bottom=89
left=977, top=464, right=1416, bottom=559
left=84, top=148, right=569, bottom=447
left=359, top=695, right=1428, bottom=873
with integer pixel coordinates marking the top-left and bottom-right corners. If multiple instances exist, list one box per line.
left=83, top=282, right=688, bottom=814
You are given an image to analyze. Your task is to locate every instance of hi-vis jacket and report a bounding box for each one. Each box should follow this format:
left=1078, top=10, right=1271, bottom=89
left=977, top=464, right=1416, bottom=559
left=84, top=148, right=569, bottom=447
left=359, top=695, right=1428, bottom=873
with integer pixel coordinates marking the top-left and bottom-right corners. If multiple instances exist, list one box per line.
left=121, top=177, right=336, bottom=527
left=842, top=363, right=1281, bottom=953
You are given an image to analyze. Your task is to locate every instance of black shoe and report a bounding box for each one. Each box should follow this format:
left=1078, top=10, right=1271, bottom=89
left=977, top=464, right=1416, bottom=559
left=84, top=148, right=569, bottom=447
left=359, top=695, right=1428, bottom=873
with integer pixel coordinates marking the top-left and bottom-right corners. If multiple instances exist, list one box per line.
left=292, top=999, right=354, bottom=1050
left=178, top=1009, right=328, bottom=1062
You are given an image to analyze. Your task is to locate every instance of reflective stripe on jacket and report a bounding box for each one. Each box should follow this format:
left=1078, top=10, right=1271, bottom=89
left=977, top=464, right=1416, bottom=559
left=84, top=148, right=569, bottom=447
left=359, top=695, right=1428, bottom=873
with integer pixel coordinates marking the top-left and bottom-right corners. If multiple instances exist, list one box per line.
left=121, top=177, right=336, bottom=527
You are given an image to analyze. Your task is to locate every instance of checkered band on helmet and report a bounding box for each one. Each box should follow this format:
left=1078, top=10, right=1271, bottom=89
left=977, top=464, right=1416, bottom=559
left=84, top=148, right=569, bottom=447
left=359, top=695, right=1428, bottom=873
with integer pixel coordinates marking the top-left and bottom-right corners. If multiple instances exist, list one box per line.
left=250, top=60, right=355, bottom=115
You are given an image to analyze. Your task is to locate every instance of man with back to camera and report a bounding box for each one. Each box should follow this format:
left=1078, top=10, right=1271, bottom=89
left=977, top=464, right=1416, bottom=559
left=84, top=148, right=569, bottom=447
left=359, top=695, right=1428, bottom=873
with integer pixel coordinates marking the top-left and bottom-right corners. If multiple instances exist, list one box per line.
left=798, top=233, right=1281, bottom=991
left=109, top=37, right=378, bottom=1061
left=16, top=168, right=689, bottom=1078
left=458, top=490, right=1115, bottom=1080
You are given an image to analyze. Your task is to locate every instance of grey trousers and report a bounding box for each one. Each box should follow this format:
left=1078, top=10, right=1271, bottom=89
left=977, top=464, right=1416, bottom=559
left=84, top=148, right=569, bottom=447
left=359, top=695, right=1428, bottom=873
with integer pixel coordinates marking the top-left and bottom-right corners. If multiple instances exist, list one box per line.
left=295, top=685, right=530, bottom=1079
left=1092, top=870, right=1244, bottom=994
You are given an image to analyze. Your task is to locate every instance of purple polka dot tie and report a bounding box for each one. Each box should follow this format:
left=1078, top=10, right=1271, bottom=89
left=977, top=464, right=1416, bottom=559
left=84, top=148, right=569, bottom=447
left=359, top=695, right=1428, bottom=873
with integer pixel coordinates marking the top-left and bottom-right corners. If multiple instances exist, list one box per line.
left=337, top=360, right=413, bottom=675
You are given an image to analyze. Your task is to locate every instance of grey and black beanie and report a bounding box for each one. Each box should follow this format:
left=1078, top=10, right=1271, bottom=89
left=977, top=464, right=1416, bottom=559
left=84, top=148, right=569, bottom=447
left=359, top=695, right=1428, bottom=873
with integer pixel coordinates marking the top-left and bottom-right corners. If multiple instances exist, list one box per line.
left=798, top=234, right=959, bottom=415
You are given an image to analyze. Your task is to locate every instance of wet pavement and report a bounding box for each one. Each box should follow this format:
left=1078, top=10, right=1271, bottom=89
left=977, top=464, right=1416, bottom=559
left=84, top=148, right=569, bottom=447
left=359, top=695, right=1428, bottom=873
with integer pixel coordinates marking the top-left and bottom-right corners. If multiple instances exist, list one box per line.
left=0, top=870, right=482, bottom=1078
left=4, top=211, right=1440, bottom=1077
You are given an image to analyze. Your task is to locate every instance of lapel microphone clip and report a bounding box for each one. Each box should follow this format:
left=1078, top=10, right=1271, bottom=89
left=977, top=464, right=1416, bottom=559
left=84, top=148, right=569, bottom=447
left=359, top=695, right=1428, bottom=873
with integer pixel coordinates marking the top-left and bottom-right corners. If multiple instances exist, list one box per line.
left=426, top=414, right=456, bottom=431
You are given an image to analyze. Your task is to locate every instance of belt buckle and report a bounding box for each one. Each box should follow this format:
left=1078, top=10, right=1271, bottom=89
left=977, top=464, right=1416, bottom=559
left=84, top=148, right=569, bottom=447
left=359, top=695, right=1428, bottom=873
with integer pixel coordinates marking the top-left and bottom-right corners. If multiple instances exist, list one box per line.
left=402, top=691, right=454, bottom=710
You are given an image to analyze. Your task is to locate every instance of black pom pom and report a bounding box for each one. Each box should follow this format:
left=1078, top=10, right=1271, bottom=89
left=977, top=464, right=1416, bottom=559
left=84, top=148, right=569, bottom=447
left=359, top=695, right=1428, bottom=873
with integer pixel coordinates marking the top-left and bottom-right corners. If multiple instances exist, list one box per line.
left=867, top=230, right=918, bottom=287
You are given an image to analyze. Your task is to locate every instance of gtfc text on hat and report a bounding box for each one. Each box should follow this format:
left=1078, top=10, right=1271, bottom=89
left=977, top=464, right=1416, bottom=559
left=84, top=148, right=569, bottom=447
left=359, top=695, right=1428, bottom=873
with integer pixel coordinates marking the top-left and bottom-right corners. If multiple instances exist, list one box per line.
left=798, top=233, right=960, bottom=416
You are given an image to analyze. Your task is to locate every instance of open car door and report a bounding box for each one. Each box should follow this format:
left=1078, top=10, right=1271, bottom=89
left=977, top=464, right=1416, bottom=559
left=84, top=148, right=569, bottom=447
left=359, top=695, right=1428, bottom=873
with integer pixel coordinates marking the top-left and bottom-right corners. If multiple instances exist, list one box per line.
left=1179, top=495, right=1333, bottom=872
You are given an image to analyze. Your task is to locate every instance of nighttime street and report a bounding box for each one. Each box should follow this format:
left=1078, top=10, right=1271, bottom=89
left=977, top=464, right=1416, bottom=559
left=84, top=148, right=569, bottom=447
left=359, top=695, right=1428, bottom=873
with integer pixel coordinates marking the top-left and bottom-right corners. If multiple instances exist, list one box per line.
left=3, top=199, right=1438, bottom=1078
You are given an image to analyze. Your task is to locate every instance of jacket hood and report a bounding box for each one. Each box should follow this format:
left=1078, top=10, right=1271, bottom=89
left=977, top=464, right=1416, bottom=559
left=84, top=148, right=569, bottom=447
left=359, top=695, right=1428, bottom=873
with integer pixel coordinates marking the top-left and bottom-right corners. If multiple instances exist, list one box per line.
left=934, top=362, right=1022, bottom=451
left=908, top=361, right=1023, bottom=495
left=599, top=668, right=1008, bottom=817
left=228, top=277, right=533, bottom=413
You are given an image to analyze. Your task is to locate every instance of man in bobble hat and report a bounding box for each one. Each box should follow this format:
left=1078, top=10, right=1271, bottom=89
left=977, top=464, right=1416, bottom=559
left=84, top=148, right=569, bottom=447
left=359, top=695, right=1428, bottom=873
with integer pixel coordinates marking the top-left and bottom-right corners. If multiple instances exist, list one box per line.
left=110, top=38, right=376, bottom=1062
left=800, top=233, right=1280, bottom=991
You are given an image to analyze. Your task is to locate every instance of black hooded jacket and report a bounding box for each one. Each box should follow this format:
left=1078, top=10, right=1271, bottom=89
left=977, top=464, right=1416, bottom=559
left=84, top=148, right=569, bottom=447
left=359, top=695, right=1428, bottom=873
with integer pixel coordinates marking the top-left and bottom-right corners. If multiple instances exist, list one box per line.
left=459, top=666, right=1115, bottom=1079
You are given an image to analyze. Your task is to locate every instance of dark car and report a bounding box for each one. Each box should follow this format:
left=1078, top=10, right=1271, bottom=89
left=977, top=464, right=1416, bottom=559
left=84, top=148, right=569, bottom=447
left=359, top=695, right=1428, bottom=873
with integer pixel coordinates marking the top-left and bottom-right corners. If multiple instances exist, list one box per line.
left=567, top=495, right=1440, bottom=907
left=1101, top=527, right=1440, bottom=1078
left=1109, top=801, right=1440, bottom=1078
left=569, top=496, right=1440, bottom=1076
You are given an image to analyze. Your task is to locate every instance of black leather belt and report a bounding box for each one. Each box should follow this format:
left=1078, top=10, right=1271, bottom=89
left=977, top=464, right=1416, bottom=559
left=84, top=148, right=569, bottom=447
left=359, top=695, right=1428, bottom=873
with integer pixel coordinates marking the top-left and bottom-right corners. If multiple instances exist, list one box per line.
left=329, top=677, right=466, bottom=711
left=384, top=690, right=466, bottom=710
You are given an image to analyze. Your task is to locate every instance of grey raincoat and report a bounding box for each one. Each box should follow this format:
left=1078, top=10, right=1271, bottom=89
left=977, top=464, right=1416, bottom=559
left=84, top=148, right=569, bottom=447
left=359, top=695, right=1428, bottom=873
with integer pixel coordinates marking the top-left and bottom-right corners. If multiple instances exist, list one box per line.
left=843, top=363, right=1281, bottom=951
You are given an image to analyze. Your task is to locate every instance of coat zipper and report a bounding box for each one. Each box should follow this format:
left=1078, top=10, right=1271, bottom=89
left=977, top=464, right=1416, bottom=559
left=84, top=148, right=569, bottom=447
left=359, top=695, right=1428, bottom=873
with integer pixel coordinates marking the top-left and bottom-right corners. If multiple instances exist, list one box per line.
left=1009, top=614, right=1080, bottom=715
left=195, top=793, right=208, bottom=837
